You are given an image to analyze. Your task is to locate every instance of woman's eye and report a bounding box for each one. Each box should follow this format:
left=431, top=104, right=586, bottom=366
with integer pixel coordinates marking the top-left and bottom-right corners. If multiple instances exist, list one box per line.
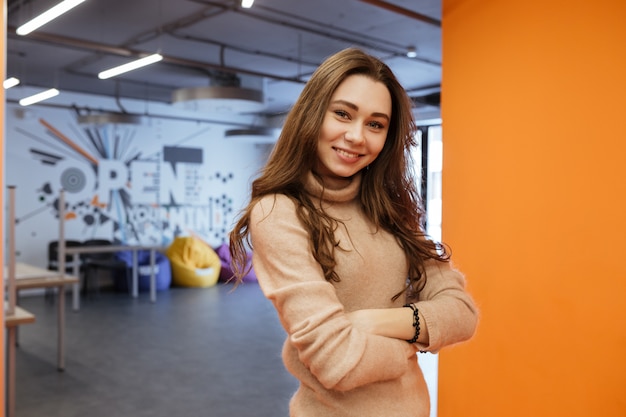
left=368, top=121, right=384, bottom=129
left=334, top=110, right=350, bottom=119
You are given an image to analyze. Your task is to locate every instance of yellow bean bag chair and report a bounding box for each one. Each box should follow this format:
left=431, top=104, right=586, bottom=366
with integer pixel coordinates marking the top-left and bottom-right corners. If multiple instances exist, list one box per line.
left=166, top=237, right=221, bottom=287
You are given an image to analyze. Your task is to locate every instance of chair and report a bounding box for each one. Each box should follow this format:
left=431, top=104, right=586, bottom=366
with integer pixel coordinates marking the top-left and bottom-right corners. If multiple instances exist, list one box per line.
left=166, top=237, right=221, bottom=288
left=115, top=250, right=172, bottom=292
left=48, top=240, right=83, bottom=273
left=81, top=239, right=130, bottom=295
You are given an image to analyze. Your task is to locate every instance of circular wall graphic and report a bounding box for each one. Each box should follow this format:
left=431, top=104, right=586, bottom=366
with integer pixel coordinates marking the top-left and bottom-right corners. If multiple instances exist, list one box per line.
left=60, top=167, right=87, bottom=193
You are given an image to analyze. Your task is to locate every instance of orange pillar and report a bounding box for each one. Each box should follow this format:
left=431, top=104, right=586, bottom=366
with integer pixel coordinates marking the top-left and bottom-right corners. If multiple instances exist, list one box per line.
left=1, top=0, right=6, bottom=406
left=439, top=0, right=626, bottom=416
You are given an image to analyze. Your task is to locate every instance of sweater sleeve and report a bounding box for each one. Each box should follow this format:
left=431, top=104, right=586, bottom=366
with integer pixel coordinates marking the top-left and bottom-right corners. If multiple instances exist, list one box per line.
left=411, top=259, right=479, bottom=353
left=249, top=194, right=417, bottom=391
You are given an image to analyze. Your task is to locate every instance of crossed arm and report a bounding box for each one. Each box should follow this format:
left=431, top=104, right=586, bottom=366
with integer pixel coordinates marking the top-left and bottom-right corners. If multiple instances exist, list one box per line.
left=348, top=259, right=478, bottom=353
left=346, top=306, right=429, bottom=345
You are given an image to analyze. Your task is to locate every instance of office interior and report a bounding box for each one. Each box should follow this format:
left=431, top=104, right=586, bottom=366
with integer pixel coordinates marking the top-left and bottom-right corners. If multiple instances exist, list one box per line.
left=2, top=1, right=625, bottom=417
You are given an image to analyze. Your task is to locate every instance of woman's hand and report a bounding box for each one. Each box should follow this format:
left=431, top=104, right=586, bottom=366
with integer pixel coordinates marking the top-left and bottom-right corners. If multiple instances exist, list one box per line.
left=345, top=309, right=378, bottom=334
left=346, top=307, right=429, bottom=345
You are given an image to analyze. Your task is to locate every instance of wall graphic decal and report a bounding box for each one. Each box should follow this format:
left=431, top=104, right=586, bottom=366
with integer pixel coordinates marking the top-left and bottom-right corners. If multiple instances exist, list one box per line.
left=7, top=105, right=259, bottom=264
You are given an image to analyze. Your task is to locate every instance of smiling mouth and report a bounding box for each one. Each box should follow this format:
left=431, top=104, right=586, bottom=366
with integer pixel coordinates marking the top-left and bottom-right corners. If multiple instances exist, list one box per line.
left=334, top=147, right=362, bottom=159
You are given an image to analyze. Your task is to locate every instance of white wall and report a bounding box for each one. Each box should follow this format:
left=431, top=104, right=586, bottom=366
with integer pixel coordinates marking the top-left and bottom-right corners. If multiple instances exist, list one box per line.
left=4, top=89, right=270, bottom=268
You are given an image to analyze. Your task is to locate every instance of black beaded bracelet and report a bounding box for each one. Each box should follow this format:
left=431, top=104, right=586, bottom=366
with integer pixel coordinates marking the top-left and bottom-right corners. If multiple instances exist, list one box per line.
left=403, top=303, right=421, bottom=344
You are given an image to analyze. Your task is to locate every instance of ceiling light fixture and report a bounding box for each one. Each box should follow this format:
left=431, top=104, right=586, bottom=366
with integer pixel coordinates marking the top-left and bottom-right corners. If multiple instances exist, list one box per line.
left=241, top=0, right=254, bottom=8
left=19, top=88, right=60, bottom=106
left=406, top=46, right=418, bottom=58
left=4, top=77, right=21, bottom=89
left=98, top=53, right=163, bottom=80
left=172, top=86, right=264, bottom=113
left=16, top=0, right=87, bottom=36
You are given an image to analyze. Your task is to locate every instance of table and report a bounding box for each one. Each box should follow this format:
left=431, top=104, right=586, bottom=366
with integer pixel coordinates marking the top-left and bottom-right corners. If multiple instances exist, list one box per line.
left=7, top=263, right=79, bottom=371
left=5, top=304, right=36, bottom=417
left=51, top=190, right=166, bottom=309
left=65, top=245, right=166, bottom=309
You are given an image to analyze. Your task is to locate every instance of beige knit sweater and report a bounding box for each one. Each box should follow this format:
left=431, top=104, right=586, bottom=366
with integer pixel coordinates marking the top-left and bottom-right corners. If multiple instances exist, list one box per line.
left=249, top=172, right=477, bottom=417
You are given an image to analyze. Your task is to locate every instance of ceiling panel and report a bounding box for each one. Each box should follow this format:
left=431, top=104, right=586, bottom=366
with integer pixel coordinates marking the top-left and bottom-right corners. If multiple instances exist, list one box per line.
left=6, top=0, right=442, bottom=117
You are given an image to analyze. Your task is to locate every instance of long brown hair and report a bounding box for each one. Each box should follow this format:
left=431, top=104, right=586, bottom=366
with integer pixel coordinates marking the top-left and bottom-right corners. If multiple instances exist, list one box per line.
left=229, top=48, right=448, bottom=299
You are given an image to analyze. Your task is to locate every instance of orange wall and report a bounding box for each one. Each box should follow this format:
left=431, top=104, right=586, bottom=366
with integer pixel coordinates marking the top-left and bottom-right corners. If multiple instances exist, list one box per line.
left=439, top=0, right=626, bottom=416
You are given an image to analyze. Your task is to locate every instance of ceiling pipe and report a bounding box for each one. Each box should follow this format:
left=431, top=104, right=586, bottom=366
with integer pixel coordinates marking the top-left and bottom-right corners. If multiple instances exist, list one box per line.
left=6, top=98, right=257, bottom=128
left=169, top=32, right=322, bottom=69
left=251, top=2, right=415, bottom=51
left=194, top=0, right=440, bottom=66
left=117, top=7, right=229, bottom=51
left=6, top=26, right=305, bottom=84
left=357, top=0, right=441, bottom=27
left=406, top=83, right=441, bottom=95
left=86, top=5, right=323, bottom=74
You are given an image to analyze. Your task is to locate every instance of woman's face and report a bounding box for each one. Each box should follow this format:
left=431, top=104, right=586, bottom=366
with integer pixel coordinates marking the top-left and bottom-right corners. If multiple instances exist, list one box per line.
left=315, top=74, right=391, bottom=187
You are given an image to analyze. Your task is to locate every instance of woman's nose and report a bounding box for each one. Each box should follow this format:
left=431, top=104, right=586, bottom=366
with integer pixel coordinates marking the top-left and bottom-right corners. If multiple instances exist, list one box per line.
left=344, top=124, right=364, bottom=143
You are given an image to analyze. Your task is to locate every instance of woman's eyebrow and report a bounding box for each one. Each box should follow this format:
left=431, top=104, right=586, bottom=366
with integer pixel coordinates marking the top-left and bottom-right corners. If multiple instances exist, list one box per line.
left=331, top=100, right=390, bottom=121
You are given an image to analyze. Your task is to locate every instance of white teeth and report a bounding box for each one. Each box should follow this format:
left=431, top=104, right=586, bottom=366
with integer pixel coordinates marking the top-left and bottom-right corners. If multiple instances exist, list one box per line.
left=336, top=148, right=359, bottom=158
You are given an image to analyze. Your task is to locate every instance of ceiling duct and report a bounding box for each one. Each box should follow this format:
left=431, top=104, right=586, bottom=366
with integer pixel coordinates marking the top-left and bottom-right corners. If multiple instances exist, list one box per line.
left=411, top=92, right=440, bottom=108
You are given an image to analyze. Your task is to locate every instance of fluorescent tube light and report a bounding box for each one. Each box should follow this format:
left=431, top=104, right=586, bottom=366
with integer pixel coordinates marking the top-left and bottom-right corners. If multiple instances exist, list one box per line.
left=241, top=0, right=254, bottom=8
left=16, top=0, right=87, bottom=36
left=98, top=53, right=163, bottom=80
left=19, top=88, right=60, bottom=106
left=4, top=77, right=21, bottom=89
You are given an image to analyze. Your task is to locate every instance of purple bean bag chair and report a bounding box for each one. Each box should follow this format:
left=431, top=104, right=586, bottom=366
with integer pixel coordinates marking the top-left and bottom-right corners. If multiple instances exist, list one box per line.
left=216, top=243, right=257, bottom=283
left=114, top=250, right=172, bottom=292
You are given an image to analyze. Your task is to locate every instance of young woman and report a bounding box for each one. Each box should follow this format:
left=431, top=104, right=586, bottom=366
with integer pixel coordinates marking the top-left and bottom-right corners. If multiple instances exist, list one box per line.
left=230, top=48, right=478, bottom=417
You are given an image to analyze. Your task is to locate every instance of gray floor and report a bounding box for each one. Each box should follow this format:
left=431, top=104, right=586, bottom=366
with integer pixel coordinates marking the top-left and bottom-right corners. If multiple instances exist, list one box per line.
left=13, top=282, right=298, bottom=417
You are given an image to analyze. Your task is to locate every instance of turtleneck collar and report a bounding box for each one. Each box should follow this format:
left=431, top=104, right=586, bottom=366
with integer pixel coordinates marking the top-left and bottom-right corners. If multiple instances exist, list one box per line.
left=304, top=171, right=361, bottom=204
